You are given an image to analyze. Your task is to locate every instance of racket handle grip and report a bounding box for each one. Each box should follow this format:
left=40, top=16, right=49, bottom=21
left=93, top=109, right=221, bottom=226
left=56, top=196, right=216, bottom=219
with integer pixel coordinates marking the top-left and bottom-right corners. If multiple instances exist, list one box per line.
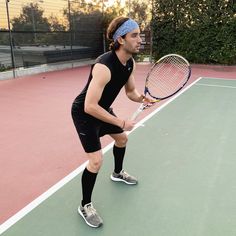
left=131, top=104, right=145, bottom=121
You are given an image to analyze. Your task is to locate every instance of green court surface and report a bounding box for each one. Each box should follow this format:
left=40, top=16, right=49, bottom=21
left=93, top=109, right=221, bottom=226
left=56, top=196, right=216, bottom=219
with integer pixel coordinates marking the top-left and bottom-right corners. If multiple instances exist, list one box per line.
left=1, top=78, right=236, bottom=236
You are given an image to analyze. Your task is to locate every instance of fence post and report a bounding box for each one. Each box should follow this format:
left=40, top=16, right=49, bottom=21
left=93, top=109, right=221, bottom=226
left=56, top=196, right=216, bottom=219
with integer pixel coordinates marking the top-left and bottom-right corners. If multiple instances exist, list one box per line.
left=68, top=0, right=73, bottom=59
left=5, top=0, right=16, bottom=78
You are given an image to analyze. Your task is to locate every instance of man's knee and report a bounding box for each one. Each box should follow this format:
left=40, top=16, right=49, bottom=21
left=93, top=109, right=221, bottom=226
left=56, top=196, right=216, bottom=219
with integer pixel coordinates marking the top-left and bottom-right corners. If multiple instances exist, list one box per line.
left=87, top=152, right=103, bottom=172
left=115, top=133, right=128, bottom=147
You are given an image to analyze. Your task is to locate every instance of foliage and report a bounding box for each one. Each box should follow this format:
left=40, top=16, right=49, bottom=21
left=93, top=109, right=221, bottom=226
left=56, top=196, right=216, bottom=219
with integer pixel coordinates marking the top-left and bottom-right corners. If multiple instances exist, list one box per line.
left=10, top=3, right=66, bottom=45
left=5, top=0, right=151, bottom=46
left=152, top=0, right=236, bottom=64
left=11, top=3, right=50, bottom=31
left=127, top=0, right=151, bottom=30
left=0, top=31, right=9, bottom=45
left=0, top=64, right=11, bottom=72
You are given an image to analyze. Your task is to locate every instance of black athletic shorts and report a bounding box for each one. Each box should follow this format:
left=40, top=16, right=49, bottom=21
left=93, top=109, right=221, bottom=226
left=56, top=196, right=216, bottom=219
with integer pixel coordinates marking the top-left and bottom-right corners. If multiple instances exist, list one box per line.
left=71, top=105, right=123, bottom=153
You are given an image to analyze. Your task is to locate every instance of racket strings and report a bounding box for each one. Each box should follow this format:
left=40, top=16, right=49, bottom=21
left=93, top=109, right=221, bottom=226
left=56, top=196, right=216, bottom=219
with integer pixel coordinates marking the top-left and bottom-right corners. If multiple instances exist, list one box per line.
left=147, top=56, right=189, bottom=98
left=154, top=64, right=187, bottom=91
left=148, top=68, right=187, bottom=97
left=148, top=68, right=180, bottom=96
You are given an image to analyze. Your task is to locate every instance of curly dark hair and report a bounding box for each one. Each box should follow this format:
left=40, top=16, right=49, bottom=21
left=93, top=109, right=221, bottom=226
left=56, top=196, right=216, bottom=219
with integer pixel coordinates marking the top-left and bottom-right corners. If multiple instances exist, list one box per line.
left=106, top=16, right=130, bottom=51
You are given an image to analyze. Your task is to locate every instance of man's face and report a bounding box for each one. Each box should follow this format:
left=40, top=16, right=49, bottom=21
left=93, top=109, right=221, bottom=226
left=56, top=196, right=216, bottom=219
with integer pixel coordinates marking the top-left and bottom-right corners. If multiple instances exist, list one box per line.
left=121, top=28, right=142, bottom=54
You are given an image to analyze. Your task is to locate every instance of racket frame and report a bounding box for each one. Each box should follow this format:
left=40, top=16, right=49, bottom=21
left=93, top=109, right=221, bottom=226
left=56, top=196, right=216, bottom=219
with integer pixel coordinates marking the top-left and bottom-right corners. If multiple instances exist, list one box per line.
left=145, top=53, right=191, bottom=100
left=131, top=54, right=191, bottom=120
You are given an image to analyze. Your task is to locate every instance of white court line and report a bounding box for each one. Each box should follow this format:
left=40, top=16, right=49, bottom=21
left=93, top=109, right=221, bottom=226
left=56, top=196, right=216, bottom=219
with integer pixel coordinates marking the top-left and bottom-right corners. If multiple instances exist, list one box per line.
left=196, top=83, right=236, bottom=89
left=199, top=77, right=236, bottom=81
left=0, top=77, right=203, bottom=234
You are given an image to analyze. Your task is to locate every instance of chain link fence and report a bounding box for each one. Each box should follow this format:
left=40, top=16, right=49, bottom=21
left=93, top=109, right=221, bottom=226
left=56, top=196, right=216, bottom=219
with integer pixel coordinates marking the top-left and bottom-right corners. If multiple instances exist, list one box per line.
left=0, top=0, right=152, bottom=77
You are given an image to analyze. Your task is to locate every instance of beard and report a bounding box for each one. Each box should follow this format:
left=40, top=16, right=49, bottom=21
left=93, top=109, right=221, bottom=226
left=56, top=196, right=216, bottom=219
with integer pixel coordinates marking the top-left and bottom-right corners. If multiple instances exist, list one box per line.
left=123, top=44, right=140, bottom=55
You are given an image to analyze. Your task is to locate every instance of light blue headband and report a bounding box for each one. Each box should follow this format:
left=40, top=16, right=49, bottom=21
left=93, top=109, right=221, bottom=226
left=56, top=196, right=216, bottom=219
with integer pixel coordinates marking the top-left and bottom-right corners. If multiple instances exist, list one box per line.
left=113, top=19, right=139, bottom=42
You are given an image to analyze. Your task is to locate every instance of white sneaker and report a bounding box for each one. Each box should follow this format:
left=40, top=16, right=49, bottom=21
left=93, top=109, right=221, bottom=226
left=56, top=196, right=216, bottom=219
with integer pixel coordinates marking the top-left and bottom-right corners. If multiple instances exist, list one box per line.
left=110, top=170, right=138, bottom=185
left=78, top=202, right=103, bottom=228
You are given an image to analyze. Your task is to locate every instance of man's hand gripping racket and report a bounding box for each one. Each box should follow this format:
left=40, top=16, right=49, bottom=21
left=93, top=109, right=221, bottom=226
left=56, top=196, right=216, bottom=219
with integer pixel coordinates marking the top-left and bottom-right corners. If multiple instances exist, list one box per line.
left=131, top=54, right=191, bottom=121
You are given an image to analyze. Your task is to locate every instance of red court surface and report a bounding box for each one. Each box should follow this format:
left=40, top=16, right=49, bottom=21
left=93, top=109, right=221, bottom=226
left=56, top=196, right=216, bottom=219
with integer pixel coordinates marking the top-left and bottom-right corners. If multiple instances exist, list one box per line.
left=0, top=63, right=236, bottom=225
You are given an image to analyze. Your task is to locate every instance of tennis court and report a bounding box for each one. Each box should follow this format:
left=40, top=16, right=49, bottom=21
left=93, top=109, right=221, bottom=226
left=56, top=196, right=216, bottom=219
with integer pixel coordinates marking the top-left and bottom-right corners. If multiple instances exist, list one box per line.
left=1, top=70, right=236, bottom=235
left=1, top=0, right=236, bottom=234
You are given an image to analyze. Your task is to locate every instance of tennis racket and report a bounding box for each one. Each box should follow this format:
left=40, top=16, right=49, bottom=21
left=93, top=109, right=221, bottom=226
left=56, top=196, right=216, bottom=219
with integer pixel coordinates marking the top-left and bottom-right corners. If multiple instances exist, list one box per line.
left=131, top=54, right=191, bottom=120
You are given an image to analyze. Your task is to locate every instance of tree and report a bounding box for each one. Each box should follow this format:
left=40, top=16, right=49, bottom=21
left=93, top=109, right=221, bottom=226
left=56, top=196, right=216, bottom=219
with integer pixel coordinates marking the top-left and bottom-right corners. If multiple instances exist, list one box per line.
left=11, top=3, right=66, bottom=46
left=40, top=15, right=68, bottom=45
left=127, top=0, right=151, bottom=30
left=0, top=29, right=9, bottom=45
left=11, top=3, right=50, bottom=44
left=152, top=0, right=236, bottom=64
left=48, top=15, right=66, bottom=32
left=12, top=3, right=50, bottom=31
left=61, top=0, right=126, bottom=51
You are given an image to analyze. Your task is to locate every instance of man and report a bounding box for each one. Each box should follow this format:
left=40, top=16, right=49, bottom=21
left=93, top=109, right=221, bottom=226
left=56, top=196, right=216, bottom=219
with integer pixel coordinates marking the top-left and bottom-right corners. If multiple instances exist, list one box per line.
left=71, top=16, right=152, bottom=228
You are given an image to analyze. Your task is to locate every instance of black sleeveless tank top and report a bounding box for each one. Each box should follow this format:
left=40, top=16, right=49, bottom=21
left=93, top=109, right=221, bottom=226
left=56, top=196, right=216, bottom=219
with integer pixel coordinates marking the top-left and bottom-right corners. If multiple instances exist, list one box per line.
left=73, top=50, right=134, bottom=115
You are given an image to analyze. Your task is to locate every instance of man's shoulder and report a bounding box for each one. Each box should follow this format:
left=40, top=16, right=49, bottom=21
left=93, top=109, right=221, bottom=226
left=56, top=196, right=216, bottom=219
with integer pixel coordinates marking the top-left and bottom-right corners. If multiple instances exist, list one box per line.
left=95, top=51, right=113, bottom=64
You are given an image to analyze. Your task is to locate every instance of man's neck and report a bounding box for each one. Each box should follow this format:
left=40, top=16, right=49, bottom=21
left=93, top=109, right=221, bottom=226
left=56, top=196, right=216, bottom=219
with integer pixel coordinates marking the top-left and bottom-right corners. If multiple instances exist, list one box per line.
left=115, top=49, right=132, bottom=66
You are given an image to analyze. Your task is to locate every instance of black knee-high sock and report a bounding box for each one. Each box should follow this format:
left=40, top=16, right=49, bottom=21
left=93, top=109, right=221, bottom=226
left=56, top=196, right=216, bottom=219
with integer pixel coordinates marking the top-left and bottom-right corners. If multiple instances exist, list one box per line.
left=113, top=145, right=126, bottom=174
left=81, top=168, right=98, bottom=206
